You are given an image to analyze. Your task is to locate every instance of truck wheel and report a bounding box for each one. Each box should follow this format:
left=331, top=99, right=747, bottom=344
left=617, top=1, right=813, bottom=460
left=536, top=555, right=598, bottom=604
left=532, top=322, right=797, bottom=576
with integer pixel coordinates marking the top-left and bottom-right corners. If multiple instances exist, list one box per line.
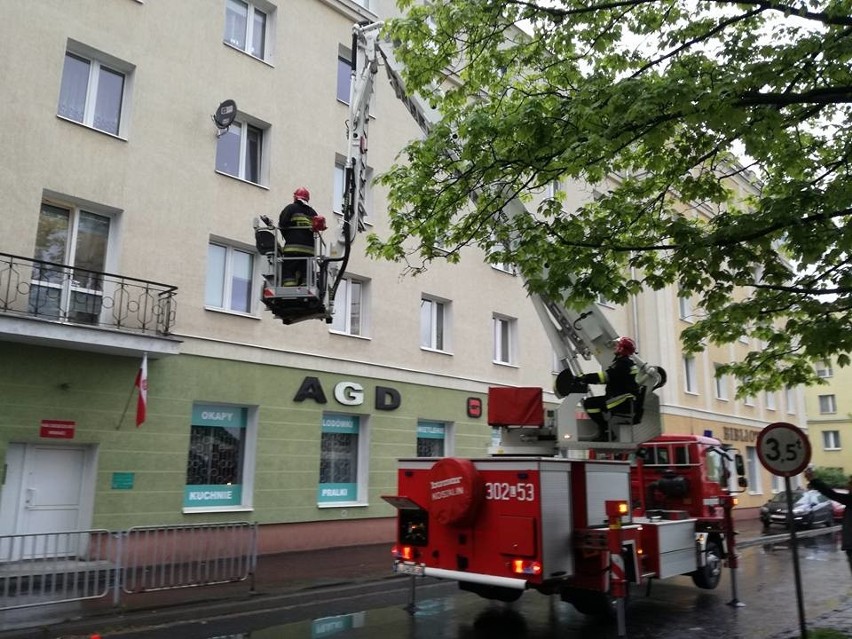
left=427, top=457, right=485, bottom=527
left=691, top=539, right=722, bottom=589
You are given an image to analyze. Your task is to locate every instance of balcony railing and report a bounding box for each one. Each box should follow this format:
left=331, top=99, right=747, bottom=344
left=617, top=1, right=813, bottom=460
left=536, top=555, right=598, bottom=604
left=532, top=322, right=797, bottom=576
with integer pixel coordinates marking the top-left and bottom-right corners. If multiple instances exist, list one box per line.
left=0, top=252, right=177, bottom=335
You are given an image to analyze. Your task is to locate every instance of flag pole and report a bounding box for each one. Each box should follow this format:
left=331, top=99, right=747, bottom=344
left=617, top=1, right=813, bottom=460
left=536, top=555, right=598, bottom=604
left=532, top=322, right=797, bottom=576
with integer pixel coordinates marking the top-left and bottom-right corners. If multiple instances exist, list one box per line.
left=117, top=379, right=136, bottom=430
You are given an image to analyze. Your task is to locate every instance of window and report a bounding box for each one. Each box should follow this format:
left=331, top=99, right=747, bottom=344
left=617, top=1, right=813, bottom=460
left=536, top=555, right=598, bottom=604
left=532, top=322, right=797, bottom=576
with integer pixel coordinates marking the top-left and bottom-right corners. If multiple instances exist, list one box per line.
left=184, top=404, right=255, bottom=510
left=819, top=394, right=837, bottom=414
left=488, top=234, right=517, bottom=274
left=823, top=430, right=841, bottom=450
left=765, top=391, right=777, bottom=411
left=29, top=202, right=111, bottom=324
left=746, top=446, right=762, bottom=494
left=421, top=297, right=450, bottom=351
left=596, top=293, right=615, bottom=307
left=683, top=356, right=697, bottom=393
left=678, top=295, right=693, bottom=321
left=417, top=421, right=450, bottom=457
left=57, top=47, right=130, bottom=136
left=785, top=387, right=797, bottom=414
left=215, top=118, right=266, bottom=185
left=224, top=0, right=270, bottom=60
left=333, top=157, right=373, bottom=220
left=816, top=360, right=833, bottom=378
left=337, top=48, right=352, bottom=103
left=714, top=365, right=728, bottom=401
left=493, top=314, right=517, bottom=365
left=771, top=474, right=784, bottom=493
left=331, top=277, right=366, bottom=336
left=318, top=414, right=367, bottom=505
left=333, top=160, right=346, bottom=214
left=206, top=242, right=255, bottom=313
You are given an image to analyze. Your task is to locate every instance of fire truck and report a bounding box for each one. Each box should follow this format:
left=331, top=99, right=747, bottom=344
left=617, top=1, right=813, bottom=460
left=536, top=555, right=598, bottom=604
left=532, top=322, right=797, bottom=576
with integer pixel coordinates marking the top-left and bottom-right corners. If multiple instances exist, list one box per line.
left=254, top=21, right=749, bottom=631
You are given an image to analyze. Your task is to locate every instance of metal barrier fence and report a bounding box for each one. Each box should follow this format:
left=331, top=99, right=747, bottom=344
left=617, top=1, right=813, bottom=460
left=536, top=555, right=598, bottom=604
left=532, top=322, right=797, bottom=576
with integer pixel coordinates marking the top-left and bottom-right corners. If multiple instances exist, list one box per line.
left=119, top=522, right=257, bottom=597
left=0, top=529, right=115, bottom=611
left=0, top=522, right=257, bottom=611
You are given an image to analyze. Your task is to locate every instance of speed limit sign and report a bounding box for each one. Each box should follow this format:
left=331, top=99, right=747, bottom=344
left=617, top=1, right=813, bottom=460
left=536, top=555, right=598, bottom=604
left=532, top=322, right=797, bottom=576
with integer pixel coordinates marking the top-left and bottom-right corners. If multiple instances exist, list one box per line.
left=756, top=422, right=812, bottom=477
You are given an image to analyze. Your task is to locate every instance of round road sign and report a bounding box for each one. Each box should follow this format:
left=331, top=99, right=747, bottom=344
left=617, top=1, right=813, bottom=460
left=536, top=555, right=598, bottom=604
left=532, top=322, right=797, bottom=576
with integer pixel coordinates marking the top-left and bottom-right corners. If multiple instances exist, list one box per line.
left=756, top=422, right=811, bottom=477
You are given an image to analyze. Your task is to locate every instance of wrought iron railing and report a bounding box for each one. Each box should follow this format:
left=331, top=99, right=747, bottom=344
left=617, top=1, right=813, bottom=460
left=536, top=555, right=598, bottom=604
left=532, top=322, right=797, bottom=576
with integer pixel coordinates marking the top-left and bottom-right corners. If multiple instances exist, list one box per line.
left=0, top=252, right=177, bottom=335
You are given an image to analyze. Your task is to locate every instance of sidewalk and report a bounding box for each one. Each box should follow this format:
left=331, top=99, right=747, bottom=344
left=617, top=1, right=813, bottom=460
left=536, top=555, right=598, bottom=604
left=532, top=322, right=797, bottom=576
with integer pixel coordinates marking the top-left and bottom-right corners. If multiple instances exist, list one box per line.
left=1, top=522, right=850, bottom=639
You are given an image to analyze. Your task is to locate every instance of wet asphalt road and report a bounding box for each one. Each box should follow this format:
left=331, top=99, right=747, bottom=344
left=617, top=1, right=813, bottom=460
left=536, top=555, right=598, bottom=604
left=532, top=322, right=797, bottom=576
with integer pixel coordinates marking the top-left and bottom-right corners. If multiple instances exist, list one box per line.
left=92, top=528, right=851, bottom=639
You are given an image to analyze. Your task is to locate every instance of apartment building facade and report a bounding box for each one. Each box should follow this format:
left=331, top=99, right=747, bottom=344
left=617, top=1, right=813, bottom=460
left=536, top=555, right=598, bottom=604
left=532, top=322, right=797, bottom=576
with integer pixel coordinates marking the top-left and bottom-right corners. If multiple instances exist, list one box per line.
left=0, top=0, right=801, bottom=553
left=806, top=358, right=852, bottom=477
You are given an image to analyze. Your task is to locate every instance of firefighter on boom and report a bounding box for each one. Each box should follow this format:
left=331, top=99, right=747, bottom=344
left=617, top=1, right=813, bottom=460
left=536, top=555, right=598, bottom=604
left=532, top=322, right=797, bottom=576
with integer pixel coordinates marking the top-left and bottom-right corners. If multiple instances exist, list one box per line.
left=278, top=187, right=319, bottom=286
left=579, top=336, right=641, bottom=442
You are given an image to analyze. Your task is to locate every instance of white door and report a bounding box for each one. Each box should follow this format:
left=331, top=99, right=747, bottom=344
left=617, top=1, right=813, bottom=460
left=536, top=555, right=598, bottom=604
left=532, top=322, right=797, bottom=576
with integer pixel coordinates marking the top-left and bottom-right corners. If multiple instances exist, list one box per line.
left=19, top=445, right=87, bottom=535
left=0, top=444, right=94, bottom=559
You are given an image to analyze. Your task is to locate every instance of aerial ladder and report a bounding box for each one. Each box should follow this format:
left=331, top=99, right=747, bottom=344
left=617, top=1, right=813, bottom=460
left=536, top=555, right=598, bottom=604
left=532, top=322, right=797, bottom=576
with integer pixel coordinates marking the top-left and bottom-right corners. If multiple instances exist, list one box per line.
left=255, top=21, right=666, bottom=447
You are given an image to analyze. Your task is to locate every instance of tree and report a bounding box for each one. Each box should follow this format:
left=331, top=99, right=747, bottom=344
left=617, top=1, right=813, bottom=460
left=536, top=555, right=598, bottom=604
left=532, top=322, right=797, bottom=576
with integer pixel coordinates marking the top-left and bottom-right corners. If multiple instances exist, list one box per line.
left=366, top=0, right=852, bottom=394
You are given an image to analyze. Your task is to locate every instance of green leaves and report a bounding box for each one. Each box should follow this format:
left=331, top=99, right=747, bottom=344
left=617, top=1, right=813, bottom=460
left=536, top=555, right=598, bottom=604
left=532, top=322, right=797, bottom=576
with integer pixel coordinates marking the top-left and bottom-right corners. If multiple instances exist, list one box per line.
left=370, top=0, right=852, bottom=391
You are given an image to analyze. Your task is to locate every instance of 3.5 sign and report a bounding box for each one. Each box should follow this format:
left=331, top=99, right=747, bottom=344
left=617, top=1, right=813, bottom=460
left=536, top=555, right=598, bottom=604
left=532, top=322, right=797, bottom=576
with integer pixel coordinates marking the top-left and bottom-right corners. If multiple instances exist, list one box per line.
left=756, top=422, right=811, bottom=477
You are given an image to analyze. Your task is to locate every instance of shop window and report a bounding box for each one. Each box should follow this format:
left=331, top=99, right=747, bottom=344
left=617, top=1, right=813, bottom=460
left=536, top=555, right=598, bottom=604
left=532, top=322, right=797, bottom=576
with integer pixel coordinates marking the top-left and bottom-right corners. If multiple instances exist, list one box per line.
left=318, top=414, right=367, bottom=505
left=417, top=421, right=449, bottom=457
left=184, top=404, right=254, bottom=510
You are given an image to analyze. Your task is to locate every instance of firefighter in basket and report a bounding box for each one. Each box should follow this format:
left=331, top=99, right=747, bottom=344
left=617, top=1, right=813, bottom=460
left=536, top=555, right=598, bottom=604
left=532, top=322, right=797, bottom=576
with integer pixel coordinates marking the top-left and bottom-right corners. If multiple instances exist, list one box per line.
left=578, top=336, right=641, bottom=442
left=278, top=187, right=320, bottom=286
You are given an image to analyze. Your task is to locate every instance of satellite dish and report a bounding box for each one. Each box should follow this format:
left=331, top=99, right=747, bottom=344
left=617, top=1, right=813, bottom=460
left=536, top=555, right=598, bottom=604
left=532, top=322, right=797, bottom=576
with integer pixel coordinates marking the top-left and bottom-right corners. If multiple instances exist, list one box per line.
left=213, top=99, right=237, bottom=130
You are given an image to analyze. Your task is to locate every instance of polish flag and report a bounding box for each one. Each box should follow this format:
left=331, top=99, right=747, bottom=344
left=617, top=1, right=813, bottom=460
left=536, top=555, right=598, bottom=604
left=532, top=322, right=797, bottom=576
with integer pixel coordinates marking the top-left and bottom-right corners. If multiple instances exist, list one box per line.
left=135, top=354, right=148, bottom=427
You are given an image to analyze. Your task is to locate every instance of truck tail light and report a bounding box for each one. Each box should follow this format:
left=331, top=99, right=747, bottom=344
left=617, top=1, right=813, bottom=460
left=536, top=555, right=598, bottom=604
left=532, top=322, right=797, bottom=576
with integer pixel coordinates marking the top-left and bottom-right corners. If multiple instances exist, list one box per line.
left=392, top=545, right=416, bottom=560
left=511, top=559, right=542, bottom=576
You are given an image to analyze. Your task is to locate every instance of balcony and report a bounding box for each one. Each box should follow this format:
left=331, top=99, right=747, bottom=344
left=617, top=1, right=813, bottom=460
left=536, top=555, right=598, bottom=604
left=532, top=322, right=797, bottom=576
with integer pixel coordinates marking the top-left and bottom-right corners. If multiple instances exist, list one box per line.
left=0, top=252, right=181, bottom=358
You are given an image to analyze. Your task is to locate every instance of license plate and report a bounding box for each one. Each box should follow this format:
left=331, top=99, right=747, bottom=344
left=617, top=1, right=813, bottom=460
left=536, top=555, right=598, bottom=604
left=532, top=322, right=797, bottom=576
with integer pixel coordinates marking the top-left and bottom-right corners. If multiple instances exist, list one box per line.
left=395, top=562, right=425, bottom=576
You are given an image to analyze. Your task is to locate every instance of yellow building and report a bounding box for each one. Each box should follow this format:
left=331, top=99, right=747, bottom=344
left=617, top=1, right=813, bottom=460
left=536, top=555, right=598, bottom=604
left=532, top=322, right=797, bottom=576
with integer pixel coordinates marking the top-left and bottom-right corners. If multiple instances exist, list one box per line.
left=806, top=358, right=852, bottom=476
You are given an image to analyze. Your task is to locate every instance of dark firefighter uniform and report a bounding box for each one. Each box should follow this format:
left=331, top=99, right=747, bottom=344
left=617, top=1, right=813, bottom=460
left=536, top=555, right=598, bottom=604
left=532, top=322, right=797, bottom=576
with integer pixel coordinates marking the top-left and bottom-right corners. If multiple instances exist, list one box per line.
left=278, top=199, right=318, bottom=286
left=580, top=355, right=640, bottom=441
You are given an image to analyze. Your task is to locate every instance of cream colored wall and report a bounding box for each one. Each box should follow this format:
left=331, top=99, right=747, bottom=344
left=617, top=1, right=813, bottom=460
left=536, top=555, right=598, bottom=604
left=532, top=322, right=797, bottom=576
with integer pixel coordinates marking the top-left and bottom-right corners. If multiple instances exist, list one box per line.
left=0, top=0, right=809, bottom=479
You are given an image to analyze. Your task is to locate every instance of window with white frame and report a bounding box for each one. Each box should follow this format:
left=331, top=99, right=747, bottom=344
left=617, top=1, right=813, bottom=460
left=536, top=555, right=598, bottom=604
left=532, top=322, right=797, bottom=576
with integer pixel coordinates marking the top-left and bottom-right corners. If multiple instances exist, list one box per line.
left=318, top=414, right=367, bottom=505
left=714, top=365, right=729, bottom=401
left=683, top=356, right=697, bottom=393
left=678, top=294, right=693, bottom=321
left=331, top=276, right=367, bottom=336
left=417, top=420, right=450, bottom=457
left=421, top=296, right=450, bottom=352
left=337, top=47, right=352, bottom=103
left=823, top=430, right=841, bottom=450
left=223, top=0, right=272, bottom=60
left=596, top=293, right=615, bottom=307
left=332, top=157, right=372, bottom=221
left=746, top=446, right=762, bottom=493
left=215, top=118, right=266, bottom=185
left=488, top=234, right=517, bottom=274
left=184, top=403, right=256, bottom=510
left=765, top=391, right=777, bottom=411
left=819, top=394, right=837, bottom=414
left=29, top=201, right=112, bottom=325
left=493, top=314, right=517, bottom=365
left=57, top=46, right=132, bottom=136
left=785, top=386, right=797, bottom=414
left=816, top=360, right=833, bottom=378
left=771, top=474, right=784, bottom=493
left=206, top=241, right=255, bottom=314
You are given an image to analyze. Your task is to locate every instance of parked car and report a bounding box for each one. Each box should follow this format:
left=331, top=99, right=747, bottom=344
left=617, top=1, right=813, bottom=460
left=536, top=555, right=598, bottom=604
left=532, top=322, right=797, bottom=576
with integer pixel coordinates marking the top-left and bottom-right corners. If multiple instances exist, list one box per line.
left=830, top=488, right=848, bottom=522
left=760, top=490, right=834, bottom=530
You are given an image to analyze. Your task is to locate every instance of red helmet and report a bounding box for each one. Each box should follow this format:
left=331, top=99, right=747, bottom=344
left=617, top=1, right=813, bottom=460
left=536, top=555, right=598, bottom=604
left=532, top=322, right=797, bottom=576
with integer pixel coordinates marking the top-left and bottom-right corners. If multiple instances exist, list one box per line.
left=293, top=187, right=310, bottom=202
left=614, top=336, right=636, bottom=356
